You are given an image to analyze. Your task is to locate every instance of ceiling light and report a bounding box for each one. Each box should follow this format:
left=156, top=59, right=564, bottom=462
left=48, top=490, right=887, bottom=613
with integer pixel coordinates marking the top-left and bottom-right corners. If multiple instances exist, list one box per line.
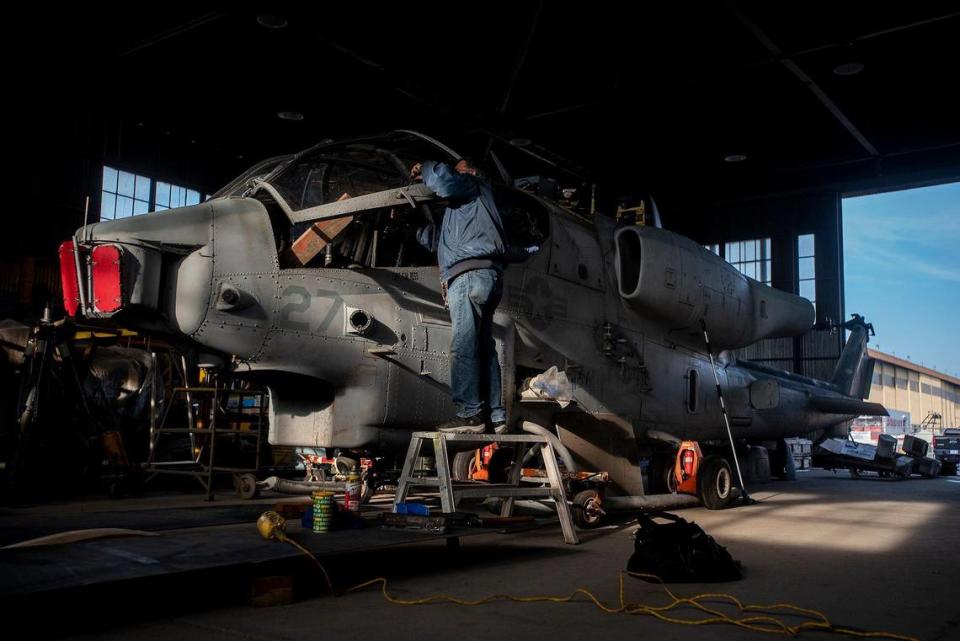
left=257, top=14, right=288, bottom=29
left=277, top=111, right=305, bottom=121
left=833, top=62, right=864, bottom=76
left=510, top=137, right=532, bottom=147
left=724, top=154, right=748, bottom=163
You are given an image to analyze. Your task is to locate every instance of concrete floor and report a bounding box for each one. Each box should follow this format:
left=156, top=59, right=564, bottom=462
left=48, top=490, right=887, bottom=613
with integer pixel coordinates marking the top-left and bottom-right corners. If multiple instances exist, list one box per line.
left=38, top=470, right=960, bottom=641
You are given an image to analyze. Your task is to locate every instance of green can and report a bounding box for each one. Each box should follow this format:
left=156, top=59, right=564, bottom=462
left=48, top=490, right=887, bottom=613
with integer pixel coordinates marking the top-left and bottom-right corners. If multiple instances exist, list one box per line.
left=312, top=491, right=335, bottom=533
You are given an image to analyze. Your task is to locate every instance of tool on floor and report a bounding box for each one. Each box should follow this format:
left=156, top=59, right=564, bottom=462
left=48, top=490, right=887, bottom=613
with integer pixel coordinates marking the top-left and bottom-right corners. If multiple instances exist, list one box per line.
left=256, top=511, right=335, bottom=594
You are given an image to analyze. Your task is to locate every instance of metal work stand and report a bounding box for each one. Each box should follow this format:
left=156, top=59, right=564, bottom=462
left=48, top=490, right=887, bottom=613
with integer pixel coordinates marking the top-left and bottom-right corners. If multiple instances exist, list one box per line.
left=145, top=387, right=267, bottom=501
left=394, top=431, right=579, bottom=545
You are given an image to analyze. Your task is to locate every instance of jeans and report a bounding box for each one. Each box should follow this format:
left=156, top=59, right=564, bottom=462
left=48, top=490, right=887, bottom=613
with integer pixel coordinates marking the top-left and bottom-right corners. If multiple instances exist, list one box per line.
left=446, top=268, right=506, bottom=423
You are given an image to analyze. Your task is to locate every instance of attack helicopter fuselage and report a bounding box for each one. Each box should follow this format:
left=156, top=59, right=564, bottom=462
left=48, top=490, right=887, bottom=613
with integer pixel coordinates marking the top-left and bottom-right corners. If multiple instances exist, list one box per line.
left=61, top=132, right=883, bottom=496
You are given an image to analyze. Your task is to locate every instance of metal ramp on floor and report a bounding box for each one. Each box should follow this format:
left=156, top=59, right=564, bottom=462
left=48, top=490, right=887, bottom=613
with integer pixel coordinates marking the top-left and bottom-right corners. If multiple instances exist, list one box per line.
left=394, top=431, right=579, bottom=544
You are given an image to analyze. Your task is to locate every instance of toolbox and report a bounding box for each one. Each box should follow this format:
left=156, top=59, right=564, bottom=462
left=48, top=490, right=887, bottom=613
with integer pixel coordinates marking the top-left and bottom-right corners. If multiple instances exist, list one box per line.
left=902, top=434, right=929, bottom=458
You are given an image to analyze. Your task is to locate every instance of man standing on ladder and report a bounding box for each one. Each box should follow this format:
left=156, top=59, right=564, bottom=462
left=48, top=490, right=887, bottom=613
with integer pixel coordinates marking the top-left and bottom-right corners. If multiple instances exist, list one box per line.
left=410, top=158, right=508, bottom=434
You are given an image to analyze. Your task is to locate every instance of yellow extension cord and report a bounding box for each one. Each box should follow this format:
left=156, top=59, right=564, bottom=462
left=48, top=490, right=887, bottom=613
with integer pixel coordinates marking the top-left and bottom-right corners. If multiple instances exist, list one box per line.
left=272, top=534, right=917, bottom=641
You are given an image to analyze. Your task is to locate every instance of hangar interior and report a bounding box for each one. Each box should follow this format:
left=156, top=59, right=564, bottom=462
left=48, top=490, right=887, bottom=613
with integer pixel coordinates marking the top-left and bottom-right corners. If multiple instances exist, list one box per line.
left=2, top=3, right=959, bottom=641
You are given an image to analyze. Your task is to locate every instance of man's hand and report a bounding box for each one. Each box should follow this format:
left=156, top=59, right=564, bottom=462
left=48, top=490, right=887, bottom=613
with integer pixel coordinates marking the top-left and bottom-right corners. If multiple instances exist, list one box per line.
left=409, top=162, right=423, bottom=181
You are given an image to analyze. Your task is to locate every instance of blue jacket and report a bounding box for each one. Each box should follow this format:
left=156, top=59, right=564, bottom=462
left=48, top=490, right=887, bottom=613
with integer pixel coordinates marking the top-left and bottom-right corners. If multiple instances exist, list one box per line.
left=416, top=161, right=506, bottom=283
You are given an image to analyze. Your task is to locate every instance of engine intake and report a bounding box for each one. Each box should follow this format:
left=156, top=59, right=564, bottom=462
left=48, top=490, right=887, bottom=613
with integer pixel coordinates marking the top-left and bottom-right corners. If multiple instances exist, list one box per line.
left=614, top=226, right=814, bottom=350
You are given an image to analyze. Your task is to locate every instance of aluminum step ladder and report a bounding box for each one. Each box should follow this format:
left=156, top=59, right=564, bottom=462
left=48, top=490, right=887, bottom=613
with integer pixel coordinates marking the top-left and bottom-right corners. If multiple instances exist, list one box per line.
left=394, top=431, right=579, bottom=545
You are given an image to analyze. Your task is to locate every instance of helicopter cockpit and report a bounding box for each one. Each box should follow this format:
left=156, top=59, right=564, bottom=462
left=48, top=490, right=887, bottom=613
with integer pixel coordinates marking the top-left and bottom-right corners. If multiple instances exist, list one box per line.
left=213, top=131, right=549, bottom=271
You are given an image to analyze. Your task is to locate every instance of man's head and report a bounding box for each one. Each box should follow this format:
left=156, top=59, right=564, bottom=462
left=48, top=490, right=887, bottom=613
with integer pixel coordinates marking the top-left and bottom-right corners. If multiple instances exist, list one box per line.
left=454, top=158, right=478, bottom=176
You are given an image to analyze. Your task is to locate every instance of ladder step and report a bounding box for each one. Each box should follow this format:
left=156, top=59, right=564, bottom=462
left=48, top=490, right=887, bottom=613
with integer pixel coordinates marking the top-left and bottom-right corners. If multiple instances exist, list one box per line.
left=454, top=487, right=557, bottom=499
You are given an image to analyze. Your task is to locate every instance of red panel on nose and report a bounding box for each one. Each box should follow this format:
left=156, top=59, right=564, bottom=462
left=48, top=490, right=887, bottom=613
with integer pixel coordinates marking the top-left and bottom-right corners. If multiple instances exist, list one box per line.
left=58, top=240, right=81, bottom=316
left=91, top=245, right=123, bottom=313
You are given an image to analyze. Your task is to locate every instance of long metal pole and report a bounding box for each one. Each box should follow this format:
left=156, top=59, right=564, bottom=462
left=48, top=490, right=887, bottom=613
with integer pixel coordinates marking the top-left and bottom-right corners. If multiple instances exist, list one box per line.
left=701, top=322, right=752, bottom=503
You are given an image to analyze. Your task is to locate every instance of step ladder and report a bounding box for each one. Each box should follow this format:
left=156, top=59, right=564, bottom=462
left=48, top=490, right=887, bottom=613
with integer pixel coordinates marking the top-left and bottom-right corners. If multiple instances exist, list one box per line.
left=394, top=431, right=579, bottom=545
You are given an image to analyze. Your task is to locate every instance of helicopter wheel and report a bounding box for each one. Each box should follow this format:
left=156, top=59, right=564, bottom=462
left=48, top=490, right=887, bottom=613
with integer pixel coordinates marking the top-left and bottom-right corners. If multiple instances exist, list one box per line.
left=698, top=456, right=734, bottom=510
left=571, top=489, right=603, bottom=529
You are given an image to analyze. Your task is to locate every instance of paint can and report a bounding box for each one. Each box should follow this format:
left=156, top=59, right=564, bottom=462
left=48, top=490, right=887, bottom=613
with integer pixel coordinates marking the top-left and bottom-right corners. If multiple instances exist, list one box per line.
left=344, top=471, right=361, bottom=513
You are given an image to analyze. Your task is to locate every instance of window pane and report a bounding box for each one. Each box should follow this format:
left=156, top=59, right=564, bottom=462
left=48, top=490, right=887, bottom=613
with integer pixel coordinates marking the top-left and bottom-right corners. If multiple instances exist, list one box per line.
left=100, top=192, right=116, bottom=219
left=799, top=256, right=815, bottom=280
left=173, top=186, right=185, bottom=208
left=799, top=280, right=816, bottom=301
left=726, top=242, right=739, bottom=263
left=155, top=182, right=170, bottom=208
left=118, top=171, right=135, bottom=197
left=798, top=233, right=815, bottom=257
left=133, top=199, right=150, bottom=216
left=186, top=190, right=200, bottom=206
left=102, top=166, right=118, bottom=192
left=135, top=175, right=151, bottom=201
left=116, top=196, right=134, bottom=218
left=744, top=241, right=755, bottom=261
left=761, top=238, right=771, bottom=259
left=155, top=204, right=168, bottom=211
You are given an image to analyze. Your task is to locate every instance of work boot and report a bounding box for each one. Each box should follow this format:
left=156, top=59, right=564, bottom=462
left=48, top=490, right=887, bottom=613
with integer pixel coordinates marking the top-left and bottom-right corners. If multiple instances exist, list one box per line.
left=436, top=413, right=486, bottom=434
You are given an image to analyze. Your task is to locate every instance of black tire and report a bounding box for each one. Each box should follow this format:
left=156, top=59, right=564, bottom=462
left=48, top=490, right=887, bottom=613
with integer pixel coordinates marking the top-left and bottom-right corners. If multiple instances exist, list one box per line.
left=698, top=455, right=734, bottom=510
left=648, top=453, right=678, bottom=494
left=451, top=450, right=479, bottom=481
left=485, top=447, right=515, bottom=484
left=571, top=489, right=603, bottom=529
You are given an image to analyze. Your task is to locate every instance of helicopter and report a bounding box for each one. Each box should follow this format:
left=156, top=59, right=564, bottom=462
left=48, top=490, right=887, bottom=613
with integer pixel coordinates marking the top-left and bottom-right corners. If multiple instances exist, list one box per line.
left=59, top=130, right=885, bottom=511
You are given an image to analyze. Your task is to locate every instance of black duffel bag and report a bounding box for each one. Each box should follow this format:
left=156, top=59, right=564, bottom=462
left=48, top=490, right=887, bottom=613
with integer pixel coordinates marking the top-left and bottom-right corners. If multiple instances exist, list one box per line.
left=627, top=512, right=742, bottom=583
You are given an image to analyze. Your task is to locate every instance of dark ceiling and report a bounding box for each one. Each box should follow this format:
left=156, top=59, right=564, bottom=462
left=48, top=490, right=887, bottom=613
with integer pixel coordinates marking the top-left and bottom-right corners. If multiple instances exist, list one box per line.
left=15, top=1, right=960, bottom=217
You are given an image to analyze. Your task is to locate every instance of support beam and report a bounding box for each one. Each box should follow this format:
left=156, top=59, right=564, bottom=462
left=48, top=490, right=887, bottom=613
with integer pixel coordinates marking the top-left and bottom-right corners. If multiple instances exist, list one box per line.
left=725, top=1, right=880, bottom=158
left=484, top=0, right=544, bottom=160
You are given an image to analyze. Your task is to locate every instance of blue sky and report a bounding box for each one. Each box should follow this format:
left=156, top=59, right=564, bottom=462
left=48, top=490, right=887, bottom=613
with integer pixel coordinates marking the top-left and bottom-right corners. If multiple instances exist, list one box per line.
left=843, top=181, right=960, bottom=378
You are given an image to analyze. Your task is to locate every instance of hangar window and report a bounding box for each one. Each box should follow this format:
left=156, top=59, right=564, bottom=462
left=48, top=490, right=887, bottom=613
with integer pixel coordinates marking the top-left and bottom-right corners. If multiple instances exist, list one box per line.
left=100, top=165, right=207, bottom=220
left=909, top=380, right=919, bottom=392
left=873, top=372, right=882, bottom=386
left=921, top=382, right=931, bottom=394
left=896, top=378, right=907, bottom=390
left=724, top=238, right=771, bottom=285
left=703, top=243, right=720, bottom=255
left=797, top=234, right=816, bottom=309
left=155, top=182, right=201, bottom=211
left=100, top=166, right=151, bottom=219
